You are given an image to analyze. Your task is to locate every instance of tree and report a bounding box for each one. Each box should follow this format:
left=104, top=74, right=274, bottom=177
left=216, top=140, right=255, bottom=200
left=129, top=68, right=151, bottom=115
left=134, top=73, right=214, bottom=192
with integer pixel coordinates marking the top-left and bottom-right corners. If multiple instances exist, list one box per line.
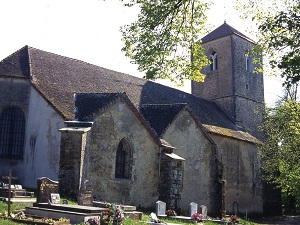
left=234, top=0, right=300, bottom=88
left=120, top=0, right=210, bottom=85
left=260, top=100, right=300, bottom=212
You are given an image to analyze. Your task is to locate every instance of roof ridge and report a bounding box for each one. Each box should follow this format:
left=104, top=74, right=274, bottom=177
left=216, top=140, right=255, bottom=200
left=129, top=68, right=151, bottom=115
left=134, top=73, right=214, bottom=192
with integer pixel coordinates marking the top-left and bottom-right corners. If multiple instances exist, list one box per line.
left=141, top=103, right=188, bottom=107
left=201, top=22, right=255, bottom=44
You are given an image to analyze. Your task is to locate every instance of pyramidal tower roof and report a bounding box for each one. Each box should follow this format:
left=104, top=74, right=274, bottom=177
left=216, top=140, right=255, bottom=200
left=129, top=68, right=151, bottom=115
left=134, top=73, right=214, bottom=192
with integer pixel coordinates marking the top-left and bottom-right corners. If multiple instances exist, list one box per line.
left=201, top=21, right=255, bottom=44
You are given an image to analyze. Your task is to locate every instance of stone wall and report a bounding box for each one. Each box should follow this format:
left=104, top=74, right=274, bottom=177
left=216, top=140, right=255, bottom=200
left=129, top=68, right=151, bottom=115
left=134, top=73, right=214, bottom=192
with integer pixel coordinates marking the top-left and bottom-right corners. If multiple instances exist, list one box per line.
left=162, top=110, right=222, bottom=216
left=59, top=128, right=91, bottom=199
left=211, top=134, right=263, bottom=216
left=158, top=150, right=183, bottom=212
left=82, top=101, right=160, bottom=208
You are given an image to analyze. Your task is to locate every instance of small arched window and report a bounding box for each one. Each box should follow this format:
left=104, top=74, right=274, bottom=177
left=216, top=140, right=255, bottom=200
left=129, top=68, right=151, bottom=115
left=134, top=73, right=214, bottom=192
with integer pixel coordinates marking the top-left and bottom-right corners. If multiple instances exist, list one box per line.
left=0, top=107, right=25, bottom=159
left=115, top=138, right=132, bottom=179
left=209, top=51, right=218, bottom=71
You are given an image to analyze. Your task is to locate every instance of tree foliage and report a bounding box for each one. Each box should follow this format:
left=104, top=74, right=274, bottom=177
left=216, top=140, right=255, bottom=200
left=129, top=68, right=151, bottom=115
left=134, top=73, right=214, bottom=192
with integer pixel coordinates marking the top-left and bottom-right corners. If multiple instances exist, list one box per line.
left=234, top=0, right=300, bottom=88
left=260, top=100, right=300, bottom=209
left=120, top=0, right=210, bottom=85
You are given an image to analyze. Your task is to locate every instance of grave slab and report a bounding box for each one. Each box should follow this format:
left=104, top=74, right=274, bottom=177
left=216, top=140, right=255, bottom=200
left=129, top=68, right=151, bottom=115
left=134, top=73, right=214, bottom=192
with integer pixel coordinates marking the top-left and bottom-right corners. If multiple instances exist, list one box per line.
left=25, top=203, right=106, bottom=224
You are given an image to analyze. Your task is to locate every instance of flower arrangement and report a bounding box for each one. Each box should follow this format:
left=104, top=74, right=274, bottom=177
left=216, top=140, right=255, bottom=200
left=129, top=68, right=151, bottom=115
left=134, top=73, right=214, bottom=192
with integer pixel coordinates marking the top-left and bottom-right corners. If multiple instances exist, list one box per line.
left=87, top=217, right=100, bottom=225
left=113, top=205, right=125, bottom=225
left=230, top=215, right=238, bottom=223
left=191, top=212, right=203, bottom=222
left=166, top=209, right=177, bottom=216
left=99, top=202, right=125, bottom=225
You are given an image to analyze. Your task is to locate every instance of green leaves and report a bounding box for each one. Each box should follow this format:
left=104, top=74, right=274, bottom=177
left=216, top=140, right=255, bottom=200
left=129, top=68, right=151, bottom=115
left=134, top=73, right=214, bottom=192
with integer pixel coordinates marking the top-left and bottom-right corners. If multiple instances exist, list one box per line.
left=234, top=0, right=300, bottom=88
left=120, top=0, right=210, bottom=85
left=260, top=100, right=300, bottom=208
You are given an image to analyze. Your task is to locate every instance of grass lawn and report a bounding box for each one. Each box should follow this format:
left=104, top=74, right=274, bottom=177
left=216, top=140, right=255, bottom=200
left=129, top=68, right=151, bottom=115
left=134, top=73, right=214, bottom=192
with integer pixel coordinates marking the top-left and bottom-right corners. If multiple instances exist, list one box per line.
left=0, top=201, right=258, bottom=225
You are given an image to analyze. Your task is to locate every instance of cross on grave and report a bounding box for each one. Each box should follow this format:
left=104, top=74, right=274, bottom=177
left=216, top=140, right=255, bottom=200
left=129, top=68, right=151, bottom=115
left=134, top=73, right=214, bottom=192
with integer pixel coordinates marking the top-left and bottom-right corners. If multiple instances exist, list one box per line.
left=2, top=169, right=18, bottom=216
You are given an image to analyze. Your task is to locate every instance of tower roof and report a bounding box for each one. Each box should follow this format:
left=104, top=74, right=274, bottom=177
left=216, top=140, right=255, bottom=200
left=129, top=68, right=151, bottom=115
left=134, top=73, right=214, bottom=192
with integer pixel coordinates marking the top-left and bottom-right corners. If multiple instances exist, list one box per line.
left=201, top=22, right=255, bottom=44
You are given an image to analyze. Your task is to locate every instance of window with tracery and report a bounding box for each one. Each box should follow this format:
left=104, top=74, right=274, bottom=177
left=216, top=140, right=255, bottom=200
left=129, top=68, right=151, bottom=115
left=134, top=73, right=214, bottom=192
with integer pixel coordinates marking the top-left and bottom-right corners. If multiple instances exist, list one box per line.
left=0, top=107, right=25, bottom=159
left=209, top=51, right=218, bottom=71
left=115, top=138, right=132, bottom=179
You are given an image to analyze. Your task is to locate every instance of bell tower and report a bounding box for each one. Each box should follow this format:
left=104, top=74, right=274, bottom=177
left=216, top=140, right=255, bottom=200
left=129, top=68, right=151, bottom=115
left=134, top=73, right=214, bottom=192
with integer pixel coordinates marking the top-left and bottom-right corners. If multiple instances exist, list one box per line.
left=192, top=22, right=264, bottom=139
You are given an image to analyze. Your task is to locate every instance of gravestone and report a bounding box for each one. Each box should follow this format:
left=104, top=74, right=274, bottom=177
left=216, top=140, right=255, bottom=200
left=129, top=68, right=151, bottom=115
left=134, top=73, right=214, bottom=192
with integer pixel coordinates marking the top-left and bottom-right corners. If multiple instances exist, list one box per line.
left=189, top=202, right=198, bottom=217
left=78, top=180, right=93, bottom=206
left=201, top=205, right=207, bottom=219
left=233, top=201, right=238, bottom=215
left=156, top=200, right=166, bottom=216
left=37, top=177, right=59, bottom=203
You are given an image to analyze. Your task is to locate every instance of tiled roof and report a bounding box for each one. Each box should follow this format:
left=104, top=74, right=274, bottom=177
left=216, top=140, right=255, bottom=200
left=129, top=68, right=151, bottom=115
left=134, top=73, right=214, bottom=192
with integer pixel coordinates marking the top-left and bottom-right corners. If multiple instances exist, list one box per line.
left=75, top=93, right=124, bottom=120
left=0, top=45, right=259, bottom=143
left=201, top=22, right=255, bottom=44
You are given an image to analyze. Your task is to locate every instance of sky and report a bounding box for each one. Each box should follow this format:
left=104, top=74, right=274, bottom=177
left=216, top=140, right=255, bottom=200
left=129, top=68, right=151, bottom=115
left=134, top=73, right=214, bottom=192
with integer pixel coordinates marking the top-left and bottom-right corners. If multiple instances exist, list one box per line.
left=0, top=0, right=283, bottom=106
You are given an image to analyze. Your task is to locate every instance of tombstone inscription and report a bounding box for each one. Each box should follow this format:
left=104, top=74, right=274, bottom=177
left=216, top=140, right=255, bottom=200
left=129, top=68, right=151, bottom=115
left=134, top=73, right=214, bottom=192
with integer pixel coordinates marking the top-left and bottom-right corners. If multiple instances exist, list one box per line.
left=37, top=177, right=59, bottom=203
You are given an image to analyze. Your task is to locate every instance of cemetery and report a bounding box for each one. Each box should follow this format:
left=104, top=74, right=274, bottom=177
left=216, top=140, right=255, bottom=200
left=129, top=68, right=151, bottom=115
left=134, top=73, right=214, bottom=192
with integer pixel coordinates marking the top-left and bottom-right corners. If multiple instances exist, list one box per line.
left=0, top=172, right=242, bottom=225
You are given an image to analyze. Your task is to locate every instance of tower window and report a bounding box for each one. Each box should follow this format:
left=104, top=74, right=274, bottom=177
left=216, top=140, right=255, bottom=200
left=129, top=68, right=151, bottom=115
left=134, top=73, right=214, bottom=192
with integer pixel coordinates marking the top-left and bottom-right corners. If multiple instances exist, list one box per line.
left=0, top=107, right=25, bottom=159
left=209, top=51, right=218, bottom=71
left=115, top=138, right=132, bottom=179
left=245, top=54, right=253, bottom=72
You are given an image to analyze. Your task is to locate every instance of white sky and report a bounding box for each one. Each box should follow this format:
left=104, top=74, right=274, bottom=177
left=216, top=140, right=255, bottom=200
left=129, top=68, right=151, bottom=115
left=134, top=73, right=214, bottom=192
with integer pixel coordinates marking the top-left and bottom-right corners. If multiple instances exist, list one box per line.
left=0, top=0, right=283, bottom=106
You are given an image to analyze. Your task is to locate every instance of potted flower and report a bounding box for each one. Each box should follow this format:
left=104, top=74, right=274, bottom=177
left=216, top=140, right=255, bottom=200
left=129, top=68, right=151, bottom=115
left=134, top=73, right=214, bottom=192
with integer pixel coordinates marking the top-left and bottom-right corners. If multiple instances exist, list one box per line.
left=191, top=212, right=203, bottom=222
left=230, top=215, right=238, bottom=224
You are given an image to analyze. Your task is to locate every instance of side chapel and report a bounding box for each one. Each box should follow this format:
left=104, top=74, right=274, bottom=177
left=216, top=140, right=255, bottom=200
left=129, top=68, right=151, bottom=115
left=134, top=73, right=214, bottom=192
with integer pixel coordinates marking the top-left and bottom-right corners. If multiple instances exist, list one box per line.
left=0, top=23, right=270, bottom=216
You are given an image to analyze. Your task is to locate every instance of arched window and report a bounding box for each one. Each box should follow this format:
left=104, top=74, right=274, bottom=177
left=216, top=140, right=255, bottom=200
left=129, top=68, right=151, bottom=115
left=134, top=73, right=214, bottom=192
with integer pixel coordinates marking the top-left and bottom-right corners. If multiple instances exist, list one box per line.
left=0, top=107, right=25, bottom=159
left=115, top=138, right=132, bottom=179
left=209, top=51, right=218, bottom=71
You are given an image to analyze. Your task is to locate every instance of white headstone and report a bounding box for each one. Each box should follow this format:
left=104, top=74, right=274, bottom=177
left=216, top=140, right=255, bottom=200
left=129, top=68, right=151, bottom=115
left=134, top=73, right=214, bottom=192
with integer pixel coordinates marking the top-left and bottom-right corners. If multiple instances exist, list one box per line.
left=190, top=202, right=198, bottom=217
left=156, top=200, right=167, bottom=216
left=201, top=205, right=207, bottom=219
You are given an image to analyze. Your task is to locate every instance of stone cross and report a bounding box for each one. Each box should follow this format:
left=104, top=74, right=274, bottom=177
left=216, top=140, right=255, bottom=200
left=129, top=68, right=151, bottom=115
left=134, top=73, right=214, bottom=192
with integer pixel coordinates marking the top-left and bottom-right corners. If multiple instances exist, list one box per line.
left=2, top=169, right=18, bottom=216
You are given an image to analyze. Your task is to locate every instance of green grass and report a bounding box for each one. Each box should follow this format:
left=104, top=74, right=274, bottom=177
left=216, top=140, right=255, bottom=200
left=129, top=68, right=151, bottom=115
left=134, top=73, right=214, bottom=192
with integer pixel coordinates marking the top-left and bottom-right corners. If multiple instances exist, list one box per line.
left=0, top=201, right=259, bottom=225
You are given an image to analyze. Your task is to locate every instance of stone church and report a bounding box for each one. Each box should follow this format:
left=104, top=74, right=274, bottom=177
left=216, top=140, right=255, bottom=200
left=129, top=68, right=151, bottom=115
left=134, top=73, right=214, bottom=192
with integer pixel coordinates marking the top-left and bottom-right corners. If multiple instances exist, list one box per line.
left=0, top=23, right=266, bottom=216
